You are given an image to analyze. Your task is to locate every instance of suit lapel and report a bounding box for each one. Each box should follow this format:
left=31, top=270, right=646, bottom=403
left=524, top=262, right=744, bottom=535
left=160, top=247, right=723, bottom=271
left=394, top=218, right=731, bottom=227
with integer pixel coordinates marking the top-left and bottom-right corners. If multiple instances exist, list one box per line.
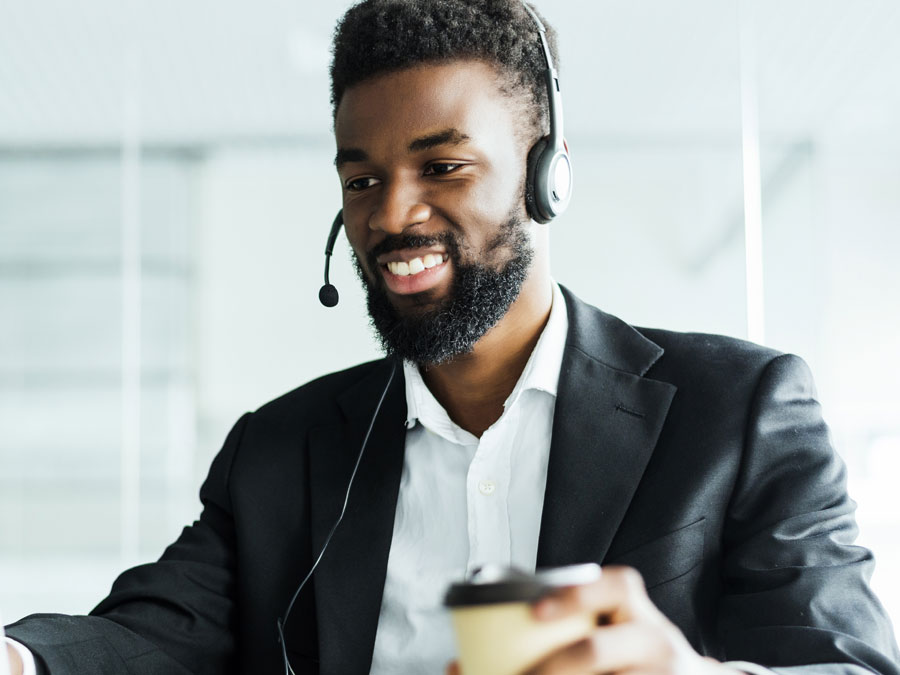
left=307, top=359, right=407, bottom=675
left=537, top=288, right=677, bottom=568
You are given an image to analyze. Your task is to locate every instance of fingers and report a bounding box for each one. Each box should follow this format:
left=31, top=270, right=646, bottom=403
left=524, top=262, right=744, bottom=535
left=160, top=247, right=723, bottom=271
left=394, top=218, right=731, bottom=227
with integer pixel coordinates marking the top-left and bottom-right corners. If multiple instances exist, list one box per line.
left=524, top=566, right=714, bottom=674
left=521, top=620, right=678, bottom=675
left=533, top=566, right=655, bottom=624
left=6, top=643, right=24, bottom=675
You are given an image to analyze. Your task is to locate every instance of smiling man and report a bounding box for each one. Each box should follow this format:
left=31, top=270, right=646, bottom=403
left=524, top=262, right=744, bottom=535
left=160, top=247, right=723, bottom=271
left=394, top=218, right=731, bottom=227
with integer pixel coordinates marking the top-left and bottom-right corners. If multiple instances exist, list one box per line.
left=337, top=58, right=550, bottom=435
left=4, top=0, right=900, bottom=674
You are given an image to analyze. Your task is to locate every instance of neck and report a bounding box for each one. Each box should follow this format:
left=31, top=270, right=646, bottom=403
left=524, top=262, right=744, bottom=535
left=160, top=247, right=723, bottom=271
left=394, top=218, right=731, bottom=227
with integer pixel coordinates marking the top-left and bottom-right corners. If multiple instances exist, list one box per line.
left=419, top=271, right=553, bottom=437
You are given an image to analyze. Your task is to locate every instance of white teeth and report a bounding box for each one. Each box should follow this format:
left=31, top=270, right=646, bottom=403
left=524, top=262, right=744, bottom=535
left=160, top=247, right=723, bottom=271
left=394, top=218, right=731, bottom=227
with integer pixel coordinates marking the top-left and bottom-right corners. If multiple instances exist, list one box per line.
left=387, top=254, right=445, bottom=276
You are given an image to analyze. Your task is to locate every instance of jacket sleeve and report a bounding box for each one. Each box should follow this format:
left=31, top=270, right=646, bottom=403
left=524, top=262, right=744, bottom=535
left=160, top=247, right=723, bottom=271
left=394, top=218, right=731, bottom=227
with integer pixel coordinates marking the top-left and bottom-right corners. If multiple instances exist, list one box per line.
left=4, top=412, right=252, bottom=675
left=718, top=354, right=900, bottom=674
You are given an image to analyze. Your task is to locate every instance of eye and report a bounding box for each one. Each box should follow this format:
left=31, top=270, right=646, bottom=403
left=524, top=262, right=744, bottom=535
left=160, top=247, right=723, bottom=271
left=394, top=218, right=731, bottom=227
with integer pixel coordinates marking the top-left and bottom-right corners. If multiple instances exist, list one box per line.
left=345, top=176, right=380, bottom=192
left=424, top=162, right=463, bottom=176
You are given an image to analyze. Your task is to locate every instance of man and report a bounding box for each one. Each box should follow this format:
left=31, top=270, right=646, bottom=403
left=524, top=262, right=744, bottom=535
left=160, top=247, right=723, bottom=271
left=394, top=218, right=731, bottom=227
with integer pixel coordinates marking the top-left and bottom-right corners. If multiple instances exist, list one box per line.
left=4, top=0, right=899, bottom=673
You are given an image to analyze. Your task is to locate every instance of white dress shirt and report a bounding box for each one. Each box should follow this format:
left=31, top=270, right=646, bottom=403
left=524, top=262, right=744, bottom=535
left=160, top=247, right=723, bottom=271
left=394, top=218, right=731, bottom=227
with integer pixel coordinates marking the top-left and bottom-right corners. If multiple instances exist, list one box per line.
left=369, top=282, right=569, bottom=674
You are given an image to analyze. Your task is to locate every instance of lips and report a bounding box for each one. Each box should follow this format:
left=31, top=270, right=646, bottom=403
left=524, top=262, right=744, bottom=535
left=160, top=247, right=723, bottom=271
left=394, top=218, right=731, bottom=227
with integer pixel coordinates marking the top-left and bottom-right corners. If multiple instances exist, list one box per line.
left=385, top=252, right=447, bottom=276
left=377, top=250, right=451, bottom=295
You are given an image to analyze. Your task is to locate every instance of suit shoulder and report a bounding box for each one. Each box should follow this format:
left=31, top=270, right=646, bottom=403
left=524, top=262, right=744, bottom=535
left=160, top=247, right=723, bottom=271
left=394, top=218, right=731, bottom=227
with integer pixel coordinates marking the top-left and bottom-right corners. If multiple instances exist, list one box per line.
left=632, top=327, right=822, bottom=422
left=636, top=326, right=785, bottom=384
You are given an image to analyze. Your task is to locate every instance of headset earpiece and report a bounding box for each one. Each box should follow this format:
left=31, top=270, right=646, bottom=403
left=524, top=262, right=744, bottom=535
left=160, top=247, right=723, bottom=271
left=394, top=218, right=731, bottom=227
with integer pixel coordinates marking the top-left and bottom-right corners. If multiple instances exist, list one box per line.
left=526, top=136, right=572, bottom=224
left=525, top=137, right=548, bottom=223
left=521, top=1, right=572, bottom=224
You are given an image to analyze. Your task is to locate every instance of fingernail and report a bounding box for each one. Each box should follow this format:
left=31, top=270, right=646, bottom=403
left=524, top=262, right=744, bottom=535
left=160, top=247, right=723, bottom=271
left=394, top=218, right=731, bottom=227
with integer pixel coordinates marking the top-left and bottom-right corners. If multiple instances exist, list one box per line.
left=534, top=598, right=559, bottom=620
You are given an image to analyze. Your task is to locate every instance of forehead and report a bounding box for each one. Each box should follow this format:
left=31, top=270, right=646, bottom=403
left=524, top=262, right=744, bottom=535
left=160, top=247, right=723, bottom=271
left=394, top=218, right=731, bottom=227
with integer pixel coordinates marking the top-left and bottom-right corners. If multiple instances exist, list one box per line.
left=334, top=59, right=520, bottom=152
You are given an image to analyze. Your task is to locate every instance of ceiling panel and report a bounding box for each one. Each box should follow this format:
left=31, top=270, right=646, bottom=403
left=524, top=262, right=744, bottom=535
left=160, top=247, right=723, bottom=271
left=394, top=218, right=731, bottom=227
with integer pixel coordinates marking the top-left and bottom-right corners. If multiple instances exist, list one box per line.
left=0, top=0, right=897, bottom=146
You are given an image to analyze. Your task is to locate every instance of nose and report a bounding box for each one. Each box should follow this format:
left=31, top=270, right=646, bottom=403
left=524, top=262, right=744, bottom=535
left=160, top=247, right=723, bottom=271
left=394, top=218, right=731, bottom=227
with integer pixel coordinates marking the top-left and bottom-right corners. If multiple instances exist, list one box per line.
left=368, top=178, right=431, bottom=234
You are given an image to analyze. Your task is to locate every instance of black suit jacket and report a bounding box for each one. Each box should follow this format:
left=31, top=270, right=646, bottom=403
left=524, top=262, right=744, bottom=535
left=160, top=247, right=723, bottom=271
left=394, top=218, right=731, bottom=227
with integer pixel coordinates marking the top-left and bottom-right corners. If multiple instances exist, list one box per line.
left=7, top=288, right=900, bottom=674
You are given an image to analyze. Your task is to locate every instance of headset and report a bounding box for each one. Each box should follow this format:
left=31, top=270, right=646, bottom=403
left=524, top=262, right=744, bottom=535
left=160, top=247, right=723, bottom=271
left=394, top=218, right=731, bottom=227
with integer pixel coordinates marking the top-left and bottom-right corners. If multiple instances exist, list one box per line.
left=521, top=1, right=573, bottom=225
left=318, top=0, right=571, bottom=308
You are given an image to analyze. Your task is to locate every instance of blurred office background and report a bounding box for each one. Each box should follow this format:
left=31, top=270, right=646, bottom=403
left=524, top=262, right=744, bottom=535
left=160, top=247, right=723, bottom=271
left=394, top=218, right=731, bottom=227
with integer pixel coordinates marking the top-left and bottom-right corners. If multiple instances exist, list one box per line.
left=1, top=0, right=899, bottom=636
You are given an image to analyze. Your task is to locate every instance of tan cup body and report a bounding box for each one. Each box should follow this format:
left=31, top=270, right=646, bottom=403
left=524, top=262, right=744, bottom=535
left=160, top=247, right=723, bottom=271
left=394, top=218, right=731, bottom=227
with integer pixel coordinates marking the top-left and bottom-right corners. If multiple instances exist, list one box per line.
left=450, top=601, right=595, bottom=675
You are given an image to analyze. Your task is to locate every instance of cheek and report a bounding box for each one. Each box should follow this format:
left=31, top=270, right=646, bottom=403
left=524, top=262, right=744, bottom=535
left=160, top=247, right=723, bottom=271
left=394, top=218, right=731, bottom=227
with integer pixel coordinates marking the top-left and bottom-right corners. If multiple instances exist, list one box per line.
left=342, top=224, right=372, bottom=270
left=456, top=160, right=526, bottom=227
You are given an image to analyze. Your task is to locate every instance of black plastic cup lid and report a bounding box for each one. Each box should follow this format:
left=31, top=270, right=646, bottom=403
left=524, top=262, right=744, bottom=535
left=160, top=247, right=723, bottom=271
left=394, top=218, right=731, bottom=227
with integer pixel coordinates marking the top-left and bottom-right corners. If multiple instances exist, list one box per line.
left=443, top=563, right=601, bottom=608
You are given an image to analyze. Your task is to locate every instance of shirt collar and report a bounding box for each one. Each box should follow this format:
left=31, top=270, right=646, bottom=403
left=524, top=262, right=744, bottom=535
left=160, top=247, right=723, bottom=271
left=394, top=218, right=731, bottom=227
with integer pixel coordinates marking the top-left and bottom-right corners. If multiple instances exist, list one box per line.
left=403, top=281, right=569, bottom=435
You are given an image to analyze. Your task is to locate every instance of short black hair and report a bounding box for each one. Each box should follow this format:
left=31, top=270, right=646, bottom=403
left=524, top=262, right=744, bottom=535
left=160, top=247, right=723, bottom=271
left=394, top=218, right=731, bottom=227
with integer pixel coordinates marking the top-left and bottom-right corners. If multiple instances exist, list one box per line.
left=330, top=0, right=559, bottom=143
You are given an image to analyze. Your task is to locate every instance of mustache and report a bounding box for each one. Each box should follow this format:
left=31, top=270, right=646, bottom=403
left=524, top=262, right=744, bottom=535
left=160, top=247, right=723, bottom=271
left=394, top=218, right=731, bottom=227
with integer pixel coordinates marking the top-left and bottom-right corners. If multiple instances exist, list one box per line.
left=366, top=233, right=461, bottom=267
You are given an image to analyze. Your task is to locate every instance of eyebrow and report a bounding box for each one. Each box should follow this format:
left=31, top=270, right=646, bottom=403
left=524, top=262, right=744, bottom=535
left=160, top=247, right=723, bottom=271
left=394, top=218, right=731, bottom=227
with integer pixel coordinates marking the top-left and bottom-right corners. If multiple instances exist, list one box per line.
left=334, top=128, right=472, bottom=168
left=407, top=128, right=471, bottom=153
left=334, top=147, right=368, bottom=168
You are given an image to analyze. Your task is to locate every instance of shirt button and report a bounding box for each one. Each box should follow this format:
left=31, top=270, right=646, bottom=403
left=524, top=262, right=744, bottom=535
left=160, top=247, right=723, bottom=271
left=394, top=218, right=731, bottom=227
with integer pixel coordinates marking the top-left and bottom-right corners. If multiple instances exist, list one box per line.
left=478, top=480, right=496, bottom=496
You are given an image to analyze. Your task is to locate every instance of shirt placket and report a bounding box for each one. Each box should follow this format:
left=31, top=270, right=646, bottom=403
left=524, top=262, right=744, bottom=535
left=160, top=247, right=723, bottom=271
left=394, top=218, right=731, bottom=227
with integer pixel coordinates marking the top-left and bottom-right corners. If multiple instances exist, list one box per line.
left=465, top=409, right=515, bottom=574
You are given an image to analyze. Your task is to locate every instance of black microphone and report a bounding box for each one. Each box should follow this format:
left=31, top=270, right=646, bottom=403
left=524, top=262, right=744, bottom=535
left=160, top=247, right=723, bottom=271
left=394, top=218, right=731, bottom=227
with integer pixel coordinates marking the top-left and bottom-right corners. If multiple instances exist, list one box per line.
left=319, top=210, right=344, bottom=307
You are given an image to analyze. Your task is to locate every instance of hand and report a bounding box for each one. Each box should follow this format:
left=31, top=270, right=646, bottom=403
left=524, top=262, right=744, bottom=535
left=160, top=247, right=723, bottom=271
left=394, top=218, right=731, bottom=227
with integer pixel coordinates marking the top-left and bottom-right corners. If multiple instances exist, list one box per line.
left=5, top=642, right=24, bottom=675
left=446, top=565, right=741, bottom=675
left=528, top=566, right=737, bottom=674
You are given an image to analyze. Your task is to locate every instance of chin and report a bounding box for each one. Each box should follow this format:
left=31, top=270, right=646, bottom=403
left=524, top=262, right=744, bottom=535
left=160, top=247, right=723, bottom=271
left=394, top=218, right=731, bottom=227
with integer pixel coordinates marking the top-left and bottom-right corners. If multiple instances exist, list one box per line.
left=389, top=289, right=445, bottom=312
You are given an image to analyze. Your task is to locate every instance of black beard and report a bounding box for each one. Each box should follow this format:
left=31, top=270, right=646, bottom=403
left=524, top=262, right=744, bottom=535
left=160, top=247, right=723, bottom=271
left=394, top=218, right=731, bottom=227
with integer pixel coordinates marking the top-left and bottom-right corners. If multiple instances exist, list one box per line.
left=353, top=214, right=534, bottom=366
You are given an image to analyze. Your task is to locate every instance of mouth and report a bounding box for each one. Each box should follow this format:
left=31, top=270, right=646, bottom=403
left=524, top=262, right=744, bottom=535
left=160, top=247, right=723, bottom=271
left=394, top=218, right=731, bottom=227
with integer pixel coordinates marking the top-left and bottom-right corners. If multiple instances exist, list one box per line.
left=375, top=249, right=451, bottom=295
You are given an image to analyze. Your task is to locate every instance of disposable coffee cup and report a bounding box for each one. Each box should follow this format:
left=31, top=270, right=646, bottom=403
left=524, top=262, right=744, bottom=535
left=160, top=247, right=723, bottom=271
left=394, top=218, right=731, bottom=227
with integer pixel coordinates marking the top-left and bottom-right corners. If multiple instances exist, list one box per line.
left=444, top=563, right=601, bottom=675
